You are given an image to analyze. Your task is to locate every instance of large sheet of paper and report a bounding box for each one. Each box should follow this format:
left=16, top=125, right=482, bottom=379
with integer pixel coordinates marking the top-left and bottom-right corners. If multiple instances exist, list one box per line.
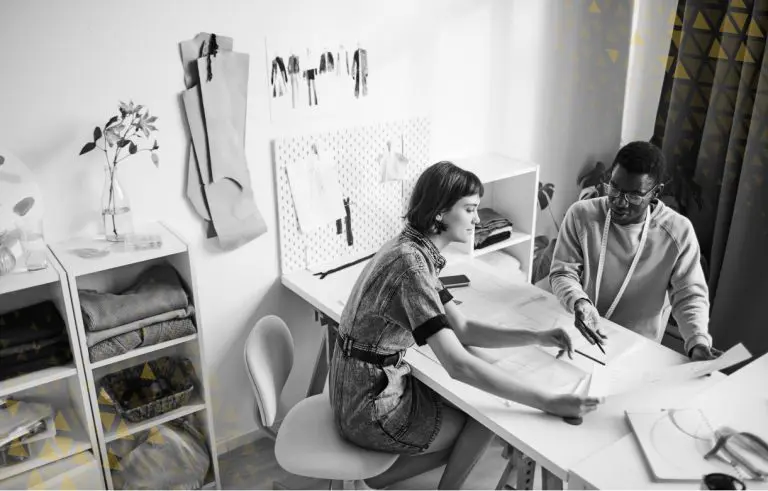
left=589, top=343, right=752, bottom=398
left=626, top=396, right=768, bottom=481
left=286, top=151, right=346, bottom=233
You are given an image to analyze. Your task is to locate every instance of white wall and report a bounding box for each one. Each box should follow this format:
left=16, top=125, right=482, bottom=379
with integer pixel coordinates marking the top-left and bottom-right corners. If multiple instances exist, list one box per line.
left=621, top=0, right=677, bottom=144
left=489, top=1, right=634, bottom=237
left=0, top=0, right=634, bottom=450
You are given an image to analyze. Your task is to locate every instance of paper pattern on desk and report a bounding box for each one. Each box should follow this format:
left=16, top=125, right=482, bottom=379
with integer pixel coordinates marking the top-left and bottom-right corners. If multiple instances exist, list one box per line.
left=286, top=151, right=346, bottom=233
left=589, top=343, right=751, bottom=398
left=626, top=397, right=768, bottom=481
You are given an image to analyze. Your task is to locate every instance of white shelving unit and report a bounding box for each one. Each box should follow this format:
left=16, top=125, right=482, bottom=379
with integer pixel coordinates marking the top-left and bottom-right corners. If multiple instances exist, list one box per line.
left=49, top=222, right=221, bottom=490
left=445, top=154, right=539, bottom=282
left=0, top=249, right=103, bottom=489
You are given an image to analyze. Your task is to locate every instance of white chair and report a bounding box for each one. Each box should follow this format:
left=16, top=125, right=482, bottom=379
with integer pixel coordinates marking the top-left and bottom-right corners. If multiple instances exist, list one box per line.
left=244, top=315, right=398, bottom=490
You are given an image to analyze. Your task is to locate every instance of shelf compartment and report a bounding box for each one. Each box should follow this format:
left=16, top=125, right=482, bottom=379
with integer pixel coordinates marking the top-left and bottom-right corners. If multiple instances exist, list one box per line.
left=0, top=365, right=78, bottom=399
left=473, top=232, right=532, bottom=257
left=100, top=396, right=206, bottom=443
left=90, top=334, right=199, bottom=370
left=0, top=407, right=92, bottom=481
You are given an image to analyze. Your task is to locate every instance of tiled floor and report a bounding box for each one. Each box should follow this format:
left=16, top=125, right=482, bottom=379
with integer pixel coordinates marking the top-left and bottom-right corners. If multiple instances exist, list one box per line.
left=219, top=436, right=544, bottom=490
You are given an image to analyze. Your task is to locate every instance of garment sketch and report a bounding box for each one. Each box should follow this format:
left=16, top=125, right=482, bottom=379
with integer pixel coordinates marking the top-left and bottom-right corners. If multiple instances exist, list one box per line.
left=304, top=68, right=318, bottom=106
left=270, top=56, right=288, bottom=97
left=352, top=48, right=368, bottom=97
left=287, top=54, right=300, bottom=108
left=319, top=51, right=335, bottom=74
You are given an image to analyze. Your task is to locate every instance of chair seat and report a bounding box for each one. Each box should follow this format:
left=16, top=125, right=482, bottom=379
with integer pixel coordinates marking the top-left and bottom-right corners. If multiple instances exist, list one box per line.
left=275, top=394, right=398, bottom=481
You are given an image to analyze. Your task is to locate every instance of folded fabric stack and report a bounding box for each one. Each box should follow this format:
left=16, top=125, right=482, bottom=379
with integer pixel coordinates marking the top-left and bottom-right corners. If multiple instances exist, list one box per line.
left=0, top=399, right=55, bottom=466
left=0, top=301, right=72, bottom=381
left=80, top=264, right=198, bottom=363
left=474, top=208, right=514, bottom=250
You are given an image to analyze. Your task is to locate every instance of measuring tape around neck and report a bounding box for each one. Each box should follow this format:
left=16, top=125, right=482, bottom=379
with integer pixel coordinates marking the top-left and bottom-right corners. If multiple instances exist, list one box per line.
left=594, top=205, right=651, bottom=320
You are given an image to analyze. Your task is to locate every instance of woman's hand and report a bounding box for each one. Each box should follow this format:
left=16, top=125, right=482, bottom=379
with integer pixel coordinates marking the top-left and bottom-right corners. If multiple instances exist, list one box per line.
left=543, top=393, right=604, bottom=418
left=537, top=328, right=574, bottom=359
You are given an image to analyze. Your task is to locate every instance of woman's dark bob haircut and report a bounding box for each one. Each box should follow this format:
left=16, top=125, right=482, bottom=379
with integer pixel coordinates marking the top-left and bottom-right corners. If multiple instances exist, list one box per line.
left=405, top=161, right=484, bottom=235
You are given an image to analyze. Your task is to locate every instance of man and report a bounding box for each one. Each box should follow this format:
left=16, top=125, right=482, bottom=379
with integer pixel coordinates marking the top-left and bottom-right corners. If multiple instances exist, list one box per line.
left=550, top=141, right=720, bottom=361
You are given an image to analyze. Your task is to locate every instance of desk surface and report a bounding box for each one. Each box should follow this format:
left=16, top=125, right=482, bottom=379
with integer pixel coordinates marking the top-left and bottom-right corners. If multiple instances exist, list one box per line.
left=282, top=251, right=725, bottom=482
left=569, top=352, right=768, bottom=490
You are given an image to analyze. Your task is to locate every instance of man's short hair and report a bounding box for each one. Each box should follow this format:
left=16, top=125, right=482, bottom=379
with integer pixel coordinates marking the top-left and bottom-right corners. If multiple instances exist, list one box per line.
left=612, top=141, right=666, bottom=184
left=406, top=161, right=484, bottom=235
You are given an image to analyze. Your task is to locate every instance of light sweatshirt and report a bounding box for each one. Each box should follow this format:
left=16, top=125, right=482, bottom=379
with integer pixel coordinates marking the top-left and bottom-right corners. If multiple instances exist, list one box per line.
left=550, top=197, right=712, bottom=355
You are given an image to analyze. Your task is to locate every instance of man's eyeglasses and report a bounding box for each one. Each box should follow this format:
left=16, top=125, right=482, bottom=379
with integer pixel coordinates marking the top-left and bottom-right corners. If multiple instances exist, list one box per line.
left=603, top=183, right=657, bottom=206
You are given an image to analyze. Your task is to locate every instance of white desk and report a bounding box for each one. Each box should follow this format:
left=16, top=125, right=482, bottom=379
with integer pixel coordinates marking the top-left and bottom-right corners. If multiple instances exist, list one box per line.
left=282, top=252, right=724, bottom=488
left=569, top=352, right=768, bottom=490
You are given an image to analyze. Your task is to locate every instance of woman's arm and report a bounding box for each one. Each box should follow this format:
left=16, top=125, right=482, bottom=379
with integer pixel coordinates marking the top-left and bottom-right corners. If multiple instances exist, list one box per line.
left=425, top=327, right=598, bottom=418
left=443, top=299, right=539, bottom=348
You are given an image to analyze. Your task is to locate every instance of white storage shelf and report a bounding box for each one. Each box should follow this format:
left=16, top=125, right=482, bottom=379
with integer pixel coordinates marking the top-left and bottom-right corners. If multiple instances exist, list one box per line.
left=0, top=250, right=103, bottom=487
left=0, top=450, right=102, bottom=490
left=49, top=222, right=221, bottom=490
left=447, top=154, right=539, bottom=282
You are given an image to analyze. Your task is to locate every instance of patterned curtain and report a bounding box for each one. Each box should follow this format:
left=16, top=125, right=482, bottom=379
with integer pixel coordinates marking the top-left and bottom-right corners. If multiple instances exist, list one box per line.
left=653, top=0, right=768, bottom=357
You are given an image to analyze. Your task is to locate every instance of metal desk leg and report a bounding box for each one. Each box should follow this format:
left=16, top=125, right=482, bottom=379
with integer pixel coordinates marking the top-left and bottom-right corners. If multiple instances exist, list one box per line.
left=306, top=326, right=328, bottom=398
left=541, top=468, right=563, bottom=490
left=496, top=445, right=536, bottom=490
left=306, top=312, right=339, bottom=398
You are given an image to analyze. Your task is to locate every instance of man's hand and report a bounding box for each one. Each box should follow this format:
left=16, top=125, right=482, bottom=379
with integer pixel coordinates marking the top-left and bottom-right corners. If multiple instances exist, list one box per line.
left=573, top=298, right=607, bottom=346
left=537, top=328, right=574, bottom=359
left=690, top=344, right=723, bottom=361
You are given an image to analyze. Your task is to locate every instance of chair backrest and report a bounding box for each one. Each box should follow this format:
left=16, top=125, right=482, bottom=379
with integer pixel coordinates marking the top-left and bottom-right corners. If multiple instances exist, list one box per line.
left=244, top=315, right=294, bottom=428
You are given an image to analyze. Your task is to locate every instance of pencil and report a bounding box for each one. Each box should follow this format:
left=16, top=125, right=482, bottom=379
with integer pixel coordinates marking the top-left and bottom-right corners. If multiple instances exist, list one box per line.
left=574, top=349, right=606, bottom=366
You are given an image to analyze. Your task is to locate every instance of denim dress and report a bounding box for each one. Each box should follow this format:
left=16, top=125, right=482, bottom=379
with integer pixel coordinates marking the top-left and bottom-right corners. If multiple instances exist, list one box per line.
left=329, top=225, right=454, bottom=455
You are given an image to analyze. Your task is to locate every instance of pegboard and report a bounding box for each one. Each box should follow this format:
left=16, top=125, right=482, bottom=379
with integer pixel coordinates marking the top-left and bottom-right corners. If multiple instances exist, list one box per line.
left=274, top=118, right=431, bottom=274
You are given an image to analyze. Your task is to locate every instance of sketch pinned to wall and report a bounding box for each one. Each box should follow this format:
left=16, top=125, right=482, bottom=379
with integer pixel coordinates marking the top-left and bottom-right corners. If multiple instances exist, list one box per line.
left=285, top=145, right=346, bottom=233
left=178, top=32, right=267, bottom=250
left=378, top=135, right=409, bottom=182
left=266, top=38, right=369, bottom=122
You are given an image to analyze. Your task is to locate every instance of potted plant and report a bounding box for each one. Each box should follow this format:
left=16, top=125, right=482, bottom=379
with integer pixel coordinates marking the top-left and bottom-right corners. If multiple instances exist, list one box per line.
left=80, top=101, right=159, bottom=242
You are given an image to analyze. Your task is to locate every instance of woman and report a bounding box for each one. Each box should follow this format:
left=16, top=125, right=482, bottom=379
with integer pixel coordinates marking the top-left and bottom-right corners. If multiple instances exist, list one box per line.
left=329, top=161, right=602, bottom=489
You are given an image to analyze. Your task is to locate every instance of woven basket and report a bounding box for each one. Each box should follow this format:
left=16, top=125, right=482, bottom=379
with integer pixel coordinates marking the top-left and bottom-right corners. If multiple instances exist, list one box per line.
left=100, top=356, right=197, bottom=423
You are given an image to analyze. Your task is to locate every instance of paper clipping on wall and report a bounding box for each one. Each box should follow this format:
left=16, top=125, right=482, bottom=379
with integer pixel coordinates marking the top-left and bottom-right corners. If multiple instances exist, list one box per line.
left=286, top=149, right=346, bottom=233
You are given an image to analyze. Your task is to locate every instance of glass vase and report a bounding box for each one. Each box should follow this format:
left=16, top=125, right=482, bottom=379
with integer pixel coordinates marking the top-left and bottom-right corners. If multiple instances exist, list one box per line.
left=102, top=164, right=133, bottom=242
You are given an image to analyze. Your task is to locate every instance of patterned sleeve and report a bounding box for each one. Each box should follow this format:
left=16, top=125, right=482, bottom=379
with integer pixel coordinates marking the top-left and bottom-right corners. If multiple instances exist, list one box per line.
left=397, top=267, right=450, bottom=346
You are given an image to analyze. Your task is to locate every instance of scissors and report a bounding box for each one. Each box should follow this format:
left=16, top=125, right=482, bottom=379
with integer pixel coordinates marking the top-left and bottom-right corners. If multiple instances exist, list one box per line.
left=575, top=317, right=606, bottom=356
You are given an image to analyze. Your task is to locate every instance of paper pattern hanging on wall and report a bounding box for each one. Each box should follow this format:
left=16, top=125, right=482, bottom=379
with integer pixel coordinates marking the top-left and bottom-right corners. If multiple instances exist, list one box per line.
left=178, top=32, right=267, bottom=250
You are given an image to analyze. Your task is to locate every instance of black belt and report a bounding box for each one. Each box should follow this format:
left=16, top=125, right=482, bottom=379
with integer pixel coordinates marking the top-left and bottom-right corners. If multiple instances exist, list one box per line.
left=336, top=336, right=403, bottom=367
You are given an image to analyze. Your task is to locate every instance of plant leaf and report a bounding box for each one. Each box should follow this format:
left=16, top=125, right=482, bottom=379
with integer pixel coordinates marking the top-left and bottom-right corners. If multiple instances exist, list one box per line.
left=147, top=116, right=158, bottom=123
left=534, top=234, right=550, bottom=252
left=151, top=152, right=159, bottom=167
left=152, top=140, right=159, bottom=150
left=146, top=125, right=157, bottom=132
left=105, top=115, right=119, bottom=129
left=117, top=139, right=130, bottom=148
left=129, top=142, right=137, bottom=154
left=79, top=142, right=97, bottom=155
left=93, top=126, right=102, bottom=142
left=577, top=161, right=608, bottom=189
left=0, top=155, right=4, bottom=167
left=537, top=182, right=555, bottom=210
left=13, top=197, right=35, bottom=216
